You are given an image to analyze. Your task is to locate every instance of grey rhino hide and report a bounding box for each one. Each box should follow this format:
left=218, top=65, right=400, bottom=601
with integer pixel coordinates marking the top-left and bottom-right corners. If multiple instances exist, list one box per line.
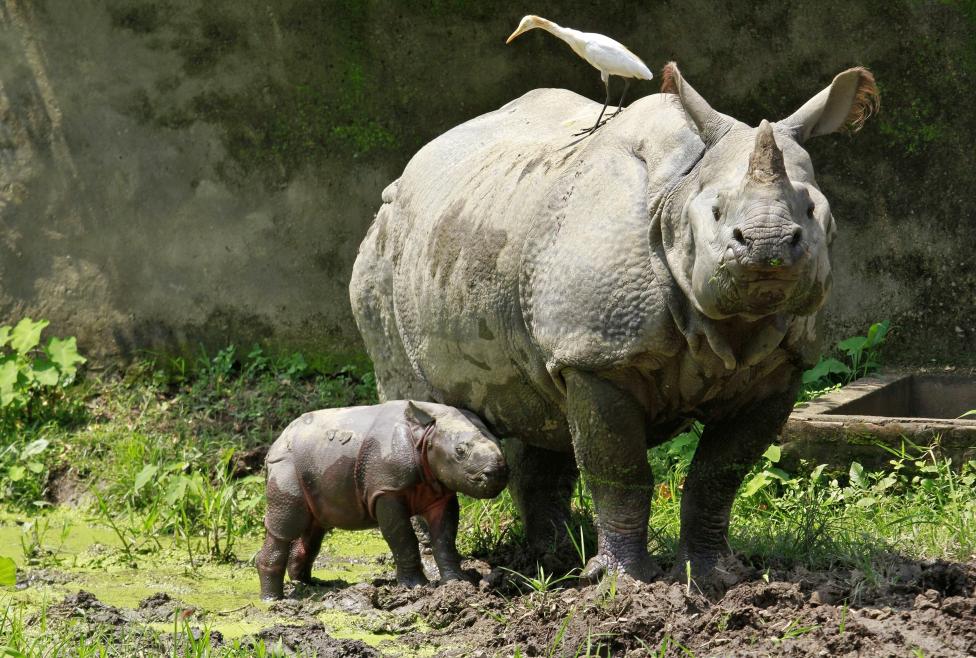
left=350, top=62, right=877, bottom=579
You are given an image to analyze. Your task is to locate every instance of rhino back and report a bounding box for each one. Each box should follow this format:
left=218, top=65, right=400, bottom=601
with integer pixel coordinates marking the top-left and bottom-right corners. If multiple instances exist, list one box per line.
left=357, top=90, right=709, bottom=439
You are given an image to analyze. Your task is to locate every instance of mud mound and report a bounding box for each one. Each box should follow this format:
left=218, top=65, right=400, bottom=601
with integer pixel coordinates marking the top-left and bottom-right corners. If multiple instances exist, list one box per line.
left=417, top=560, right=976, bottom=657
left=137, top=591, right=196, bottom=622
left=255, top=622, right=380, bottom=657
left=45, top=590, right=132, bottom=626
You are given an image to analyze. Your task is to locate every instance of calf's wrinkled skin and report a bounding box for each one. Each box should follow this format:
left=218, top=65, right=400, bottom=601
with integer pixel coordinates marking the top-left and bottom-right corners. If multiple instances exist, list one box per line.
left=350, top=62, right=878, bottom=586
left=256, top=400, right=507, bottom=600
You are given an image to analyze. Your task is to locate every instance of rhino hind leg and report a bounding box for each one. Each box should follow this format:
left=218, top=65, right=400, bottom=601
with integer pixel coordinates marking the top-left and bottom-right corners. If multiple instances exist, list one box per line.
left=257, top=464, right=314, bottom=599
left=287, top=523, right=329, bottom=584
left=674, top=386, right=798, bottom=592
left=505, top=438, right=579, bottom=568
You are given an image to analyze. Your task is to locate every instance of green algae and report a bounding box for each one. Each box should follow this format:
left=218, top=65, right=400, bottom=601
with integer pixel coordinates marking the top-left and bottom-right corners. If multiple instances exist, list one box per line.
left=0, top=507, right=434, bottom=654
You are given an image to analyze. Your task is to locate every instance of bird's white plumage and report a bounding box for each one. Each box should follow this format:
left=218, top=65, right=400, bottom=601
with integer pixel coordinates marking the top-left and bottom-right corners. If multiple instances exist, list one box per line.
left=506, top=16, right=653, bottom=82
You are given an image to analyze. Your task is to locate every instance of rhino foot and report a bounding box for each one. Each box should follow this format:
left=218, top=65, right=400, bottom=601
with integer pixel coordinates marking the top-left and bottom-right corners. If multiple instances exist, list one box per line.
left=396, top=571, right=430, bottom=588
left=580, top=551, right=661, bottom=585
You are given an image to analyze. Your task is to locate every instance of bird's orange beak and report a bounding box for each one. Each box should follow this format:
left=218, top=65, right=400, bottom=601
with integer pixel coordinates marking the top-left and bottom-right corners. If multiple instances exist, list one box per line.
left=505, top=28, right=523, bottom=44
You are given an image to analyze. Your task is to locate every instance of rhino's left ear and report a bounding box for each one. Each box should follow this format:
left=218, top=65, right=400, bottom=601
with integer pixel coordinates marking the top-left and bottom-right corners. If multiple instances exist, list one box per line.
left=780, top=67, right=879, bottom=142
left=405, top=401, right=436, bottom=427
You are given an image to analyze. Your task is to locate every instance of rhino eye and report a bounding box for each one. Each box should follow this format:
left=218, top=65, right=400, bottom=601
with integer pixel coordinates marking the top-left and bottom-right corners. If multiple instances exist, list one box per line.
left=712, top=207, right=721, bottom=222
left=455, top=443, right=468, bottom=458
left=807, top=203, right=815, bottom=219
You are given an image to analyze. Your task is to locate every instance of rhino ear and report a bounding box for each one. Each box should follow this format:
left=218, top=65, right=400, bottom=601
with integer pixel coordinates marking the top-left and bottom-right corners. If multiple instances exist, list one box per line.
left=661, top=61, right=735, bottom=147
left=780, top=67, right=879, bottom=142
left=405, top=401, right=436, bottom=427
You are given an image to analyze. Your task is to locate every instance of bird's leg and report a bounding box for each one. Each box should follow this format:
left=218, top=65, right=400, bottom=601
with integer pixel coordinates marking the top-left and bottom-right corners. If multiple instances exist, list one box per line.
left=610, top=79, right=630, bottom=118
left=574, top=78, right=612, bottom=137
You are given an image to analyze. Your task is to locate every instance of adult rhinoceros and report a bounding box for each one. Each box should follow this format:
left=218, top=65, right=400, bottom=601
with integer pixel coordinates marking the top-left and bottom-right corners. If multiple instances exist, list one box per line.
left=350, top=62, right=877, bottom=584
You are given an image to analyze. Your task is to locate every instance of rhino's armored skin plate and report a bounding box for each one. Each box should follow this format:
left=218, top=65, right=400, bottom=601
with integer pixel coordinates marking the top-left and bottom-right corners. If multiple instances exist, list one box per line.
left=350, top=62, right=878, bottom=586
left=256, top=400, right=507, bottom=600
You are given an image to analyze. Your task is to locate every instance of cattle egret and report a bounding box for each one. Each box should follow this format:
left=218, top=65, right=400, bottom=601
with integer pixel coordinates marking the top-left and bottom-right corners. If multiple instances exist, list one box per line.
left=506, top=15, right=653, bottom=136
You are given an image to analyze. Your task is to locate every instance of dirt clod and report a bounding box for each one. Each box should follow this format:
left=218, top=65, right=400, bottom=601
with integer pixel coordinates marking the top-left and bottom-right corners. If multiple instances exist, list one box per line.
left=255, top=622, right=380, bottom=657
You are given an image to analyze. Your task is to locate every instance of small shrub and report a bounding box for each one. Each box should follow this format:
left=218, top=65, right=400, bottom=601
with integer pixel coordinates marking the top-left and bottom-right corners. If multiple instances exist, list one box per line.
left=0, top=318, right=86, bottom=434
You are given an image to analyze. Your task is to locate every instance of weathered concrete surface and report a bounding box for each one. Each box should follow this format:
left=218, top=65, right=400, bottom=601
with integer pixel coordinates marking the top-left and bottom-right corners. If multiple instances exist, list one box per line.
left=0, top=0, right=973, bottom=363
left=784, top=373, right=976, bottom=471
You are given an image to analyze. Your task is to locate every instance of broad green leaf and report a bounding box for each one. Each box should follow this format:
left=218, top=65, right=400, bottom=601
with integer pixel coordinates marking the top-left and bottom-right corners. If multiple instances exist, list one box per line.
left=0, top=326, right=10, bottom=348
left=960, top=409, right=976, bottom=419
left=802, top=358, right=851, bottom=384
left=0, top=556, right=15, bottom=586
left=740, top=472, right=770, bottom=497
left=164, top=476, right=189, bottom=506
left=763, top=445, right=781, bottom=463
left=31, top=359, right=60, bottom=387
left=837, top=335, right=868, bottom=355
left=849, top=462, right=869, bottom=489
left=133, top=464, right=159, bottom=494
left=856, top=496, right=877, bottom=508
left=766, top=467, right=791, bottom=482
left=7, top=465, right=25, bottom=482
left=866, top=320, right=890, bottom=347
left=0, top=360, right=18, bottom=406
left=21, top=438, right=49, bottom=459
left=810, top=464, right=827, bottom=482
left=9, top=318, right=48, bottom=354
left=26, top=461, right=44, bottom=474
left=46, top=336, right=86, bottom=378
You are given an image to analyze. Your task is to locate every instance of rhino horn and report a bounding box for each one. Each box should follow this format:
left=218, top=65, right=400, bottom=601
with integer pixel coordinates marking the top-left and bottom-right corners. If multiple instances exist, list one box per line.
left=746, top=120, right=788, bottom=185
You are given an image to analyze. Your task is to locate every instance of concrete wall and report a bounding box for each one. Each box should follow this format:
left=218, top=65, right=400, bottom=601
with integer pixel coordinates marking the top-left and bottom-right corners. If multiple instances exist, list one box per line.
left=0, top=0, right=973, bottom=365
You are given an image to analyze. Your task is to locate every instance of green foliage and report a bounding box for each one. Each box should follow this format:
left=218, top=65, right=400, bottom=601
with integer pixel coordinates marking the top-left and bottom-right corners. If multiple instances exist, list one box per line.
left=0, top=318, right=86, bottom=432
left=0, top=557, right=15, bottom=587
left=800, top=320, right=890, bottom=401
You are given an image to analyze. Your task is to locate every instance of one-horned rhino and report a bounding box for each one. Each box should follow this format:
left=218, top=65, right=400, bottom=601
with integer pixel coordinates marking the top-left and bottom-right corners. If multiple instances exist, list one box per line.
left=257, top=400, right=507, bottom=599
left=350, top=62, right=878, bottom=586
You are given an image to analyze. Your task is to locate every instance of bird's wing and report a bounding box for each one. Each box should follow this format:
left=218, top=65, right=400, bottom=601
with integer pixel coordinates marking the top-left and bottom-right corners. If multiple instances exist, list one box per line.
left=582, top=34, right=653, bottom=80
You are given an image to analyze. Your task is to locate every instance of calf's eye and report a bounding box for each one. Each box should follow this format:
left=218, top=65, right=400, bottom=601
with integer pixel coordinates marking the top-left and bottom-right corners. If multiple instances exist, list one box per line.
left=807, top=203, right=815, bottom=219
left=712, top=207, right=721, bottom=221
left=455, top=444, right=467, bottom=458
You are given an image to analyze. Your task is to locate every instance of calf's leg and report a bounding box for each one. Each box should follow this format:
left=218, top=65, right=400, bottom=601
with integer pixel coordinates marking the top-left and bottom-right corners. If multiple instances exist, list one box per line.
left=376, top=495, right=428, bottom=587
left=257, top=464, right=312, bottom=600
left=287, top=523, right=329, bottom=584
left=424, top=496, right=469, bottom=583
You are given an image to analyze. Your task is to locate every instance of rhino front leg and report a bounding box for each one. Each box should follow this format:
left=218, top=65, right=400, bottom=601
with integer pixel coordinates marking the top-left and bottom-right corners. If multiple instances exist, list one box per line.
left=676, top=386, right=799, bottom=583
left=375, top=495, right=429, bottom=587
left=564, top=369, right=659, bottom=583
left=424, top=496, right=471, bottom=583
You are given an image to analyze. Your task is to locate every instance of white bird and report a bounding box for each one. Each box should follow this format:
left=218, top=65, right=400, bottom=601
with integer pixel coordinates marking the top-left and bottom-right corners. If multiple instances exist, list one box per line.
left=506, top=15, right=654, bottom=136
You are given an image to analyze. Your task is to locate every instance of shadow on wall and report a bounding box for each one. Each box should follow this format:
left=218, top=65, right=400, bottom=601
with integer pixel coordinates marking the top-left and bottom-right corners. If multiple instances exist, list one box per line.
left=0, top=0, right=972, bottom=364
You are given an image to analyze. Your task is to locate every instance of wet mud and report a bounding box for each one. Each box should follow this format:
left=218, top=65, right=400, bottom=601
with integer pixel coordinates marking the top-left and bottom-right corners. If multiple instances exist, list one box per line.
left=22, top=553, right=976, bottom=656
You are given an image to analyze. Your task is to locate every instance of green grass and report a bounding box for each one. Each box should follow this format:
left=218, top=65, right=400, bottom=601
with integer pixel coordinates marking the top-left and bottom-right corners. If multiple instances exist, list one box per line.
left=1, top=331, right=974, bottom=654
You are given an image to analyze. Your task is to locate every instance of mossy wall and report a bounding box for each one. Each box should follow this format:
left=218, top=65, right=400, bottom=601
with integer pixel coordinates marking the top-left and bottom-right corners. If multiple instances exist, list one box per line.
left=0, top=0, right=972, bottom=365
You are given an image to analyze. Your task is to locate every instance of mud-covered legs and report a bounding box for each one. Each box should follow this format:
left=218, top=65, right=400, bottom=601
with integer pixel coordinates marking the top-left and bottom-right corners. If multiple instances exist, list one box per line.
left=564, top=369, right=658, bottom=583
left=424, top=496, right=469, bottom=583
left=675, top=387, right=799, bottom=582
left=505, top=438, right=578, bottom=561
left=375, top=496, right=428, bottom=587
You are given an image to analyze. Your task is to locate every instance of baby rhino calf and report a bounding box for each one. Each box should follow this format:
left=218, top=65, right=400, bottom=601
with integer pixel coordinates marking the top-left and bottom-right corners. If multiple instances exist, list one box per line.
left=257, top=400, right=508, bottom=600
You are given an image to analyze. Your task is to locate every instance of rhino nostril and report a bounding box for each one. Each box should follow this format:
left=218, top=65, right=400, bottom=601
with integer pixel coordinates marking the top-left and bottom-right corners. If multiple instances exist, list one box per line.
left=732, top=228, right=747, bottom=246
left=790, top=227, right=803, bottom=247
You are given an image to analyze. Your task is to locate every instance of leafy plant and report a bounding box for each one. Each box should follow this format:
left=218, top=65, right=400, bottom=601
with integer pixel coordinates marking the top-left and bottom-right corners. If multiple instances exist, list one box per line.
left=801, top=320, right=890, bottom=399
left=0, top=318, right=86, bottom=432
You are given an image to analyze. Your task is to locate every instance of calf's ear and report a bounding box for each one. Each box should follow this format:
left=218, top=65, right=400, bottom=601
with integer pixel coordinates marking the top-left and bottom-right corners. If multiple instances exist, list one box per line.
left=405, top=401, right=436, bottom=427
left=780, top=67, right=879, bottom=142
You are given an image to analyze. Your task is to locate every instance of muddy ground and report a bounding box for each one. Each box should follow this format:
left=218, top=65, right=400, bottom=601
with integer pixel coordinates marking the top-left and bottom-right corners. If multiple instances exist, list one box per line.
left=15, top=541, right=976, bottom=657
